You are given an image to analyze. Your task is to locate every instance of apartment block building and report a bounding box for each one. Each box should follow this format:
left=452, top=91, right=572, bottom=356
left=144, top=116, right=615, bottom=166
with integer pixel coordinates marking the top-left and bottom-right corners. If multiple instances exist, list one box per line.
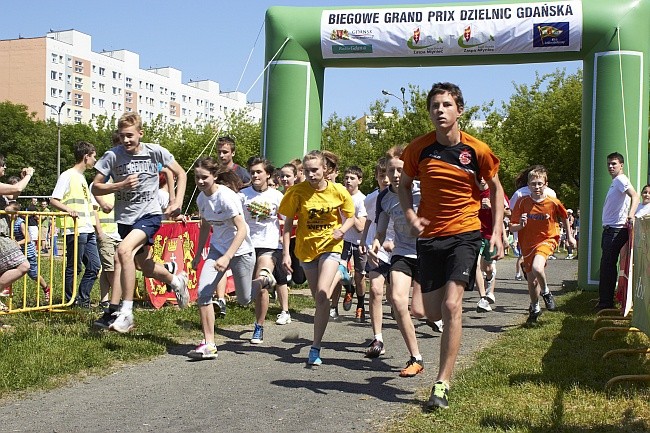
left=0, top=29, right=261, bottom=126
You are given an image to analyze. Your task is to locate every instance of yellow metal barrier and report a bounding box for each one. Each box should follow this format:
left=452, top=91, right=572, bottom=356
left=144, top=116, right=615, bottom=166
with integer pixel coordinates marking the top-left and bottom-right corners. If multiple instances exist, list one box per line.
left=0, top=209, right=78, bottom=314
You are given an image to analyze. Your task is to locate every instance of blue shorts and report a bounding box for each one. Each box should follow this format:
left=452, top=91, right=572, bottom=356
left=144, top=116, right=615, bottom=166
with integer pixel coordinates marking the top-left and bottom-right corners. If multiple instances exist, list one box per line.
left=118, top=214, right=163, bottom=253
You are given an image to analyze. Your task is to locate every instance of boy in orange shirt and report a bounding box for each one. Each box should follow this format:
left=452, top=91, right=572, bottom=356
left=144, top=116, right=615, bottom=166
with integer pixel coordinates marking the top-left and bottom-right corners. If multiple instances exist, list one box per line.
left=510, top=167, right=575, bottom=323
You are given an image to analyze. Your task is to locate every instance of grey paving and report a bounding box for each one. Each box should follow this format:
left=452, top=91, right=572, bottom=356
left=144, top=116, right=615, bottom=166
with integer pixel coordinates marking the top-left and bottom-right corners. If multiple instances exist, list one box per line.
left=0, top=257, right=578, bottom=433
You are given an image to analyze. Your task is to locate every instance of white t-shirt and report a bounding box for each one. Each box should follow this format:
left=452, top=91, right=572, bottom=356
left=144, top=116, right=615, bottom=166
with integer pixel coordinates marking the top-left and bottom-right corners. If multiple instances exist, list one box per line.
left=342, top=190, right=367, bottom=245
left=196, top=185, right=253, bottom=257
left=52, top=168, right=95, bottom=235
left=635, top=202, right=650, bottom=218
left=239, top=186, right=284, bottom=249
left=602, top=174, right=631, bottom=227
left=364, top=188, right=393, bottom=264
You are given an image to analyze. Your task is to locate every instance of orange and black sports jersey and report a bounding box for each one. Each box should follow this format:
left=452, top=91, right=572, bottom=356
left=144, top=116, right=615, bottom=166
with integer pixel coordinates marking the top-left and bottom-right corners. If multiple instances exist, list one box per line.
left=511, top=195, right=568, bottom=256
left=401, top=130, right=500, bottom=238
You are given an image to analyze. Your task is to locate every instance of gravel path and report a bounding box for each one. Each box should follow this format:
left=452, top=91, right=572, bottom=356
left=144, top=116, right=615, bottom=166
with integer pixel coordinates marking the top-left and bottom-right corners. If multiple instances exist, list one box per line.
left=0, top=258, right=578, bottom=432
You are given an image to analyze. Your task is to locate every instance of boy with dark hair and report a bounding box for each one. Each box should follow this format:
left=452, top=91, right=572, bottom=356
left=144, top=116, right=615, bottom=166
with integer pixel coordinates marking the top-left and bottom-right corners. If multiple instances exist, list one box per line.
left=399, top=82, right=504, bottom=410
left=217, top=136, right=251, bottom=187
left=92, top=113, right=189, bottom=332
left=50, top=141, right=101, bottom=308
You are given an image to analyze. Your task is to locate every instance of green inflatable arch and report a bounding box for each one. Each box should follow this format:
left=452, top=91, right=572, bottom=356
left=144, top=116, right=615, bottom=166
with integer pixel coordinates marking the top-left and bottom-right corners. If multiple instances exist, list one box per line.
left=261, top=0, right=649, bottom=290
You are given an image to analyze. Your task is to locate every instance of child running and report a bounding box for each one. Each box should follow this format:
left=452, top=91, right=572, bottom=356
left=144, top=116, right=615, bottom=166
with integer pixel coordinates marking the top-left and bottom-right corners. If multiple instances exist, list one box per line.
left=92, top=113, right=189, bottom=332
left=510, top=167, right=575, bottom=323
left=187, top=157, right=258, bottom=359
left=279, top=150, right=355, bottom=365
left=239, top=157, right=285, bottom=344
left=369, top=145, right=425, bottom=376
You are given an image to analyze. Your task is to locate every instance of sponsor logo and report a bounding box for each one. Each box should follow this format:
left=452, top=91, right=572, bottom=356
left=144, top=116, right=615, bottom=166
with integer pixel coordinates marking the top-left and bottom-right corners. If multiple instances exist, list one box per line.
left=533, top=22, right=570, bottom=47
left=330, top=29, right=349, bottom=40
left=459, top=150, right=472, bottom=165
left=457, top=26, right=495, bottom=50
left=332, top=44, right=373, bottom=54
left=350, top=29, right=374, bottom=39
left=407, top=28, right=443, bottom=51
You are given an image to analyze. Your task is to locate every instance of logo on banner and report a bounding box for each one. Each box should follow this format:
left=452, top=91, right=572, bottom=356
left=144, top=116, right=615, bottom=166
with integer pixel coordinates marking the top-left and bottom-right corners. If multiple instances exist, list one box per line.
left=457, top=26, right=495, bottom=51
left=330, top=29, right=349, bottom=40
left=407, top=28, right=443, bottom=52
left=533, top=22, right=570, bottom=47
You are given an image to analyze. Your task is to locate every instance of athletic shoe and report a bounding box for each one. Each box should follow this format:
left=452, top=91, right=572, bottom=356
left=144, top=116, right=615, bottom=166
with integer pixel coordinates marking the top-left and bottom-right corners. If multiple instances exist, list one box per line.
left=251, top=323, right=264, bottom=344
left=214, top=298, right=227, bottom=317
left=476, top=297, right=492, bottom=313
left=365, top=339, right=385, bottom=358
left=0, top=287, right=11, bottom=297
left=43, top=286, right=51, bottom=304
left=426, top=319, right=444, bottom=333
left=355, top=307, right=366, bottom=323
left=565, top=254, right=574, bottom=260
left=342, top=292, right=353, bottom=311
left=99, top=300, right=110, bottom=311
left=307, top=347, right=322, bottom=366
left=400, top=357, right=424, bottom=377
left=515, top=274, right=524, bottom=281
left=338, top=264, right=352, bottom=286
left=329, top=307, right=340, bottom=321
left=163, top=261, right=177, bottom=292
left=110, top=311, right=134, bottom=333
left=526, top=306, right=542, bottom=323
left=541, top=292, right=557, bottom=311
left=187, top=342, right=218, bottom=360
left=172, top=272, right=190, bottom=308
left=426, top=381, right=449, bottom=410
left=93, top=311, right=118, bottom=330
left=260, top=267, right=277, bottom=291
left=548, top=255, right=557, bottom=260
left=276, top=311, right=292, bottom=325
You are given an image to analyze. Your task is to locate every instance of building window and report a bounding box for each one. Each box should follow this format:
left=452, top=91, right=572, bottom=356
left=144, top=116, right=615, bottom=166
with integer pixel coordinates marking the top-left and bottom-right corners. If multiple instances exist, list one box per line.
left=98, top=99, right=105, bottom=108
left=58, top=72, right=63, bottom=81
left=50, top=88, right=58, bottom=97
left=99, top=67, right=105, bottom=76
left=99, top=83, right=105, bottom=92
left=50, top=70, right=57, bottom=80
left=51, top=53, right=58, bottom=64
left=92, top=97, right=96, bottom=105
left=74, top=60, right=83, bottom=73
left=92, top=81, right=96, bottom=89
left=126, top=77, right=132, bottom=89
left=170, top=91, right=176, bottom=102
left=66, top=92, right=71, bottom=101
left=67, top=75, right=71, bottom=84
left=74, top=77, right=83, bottom=90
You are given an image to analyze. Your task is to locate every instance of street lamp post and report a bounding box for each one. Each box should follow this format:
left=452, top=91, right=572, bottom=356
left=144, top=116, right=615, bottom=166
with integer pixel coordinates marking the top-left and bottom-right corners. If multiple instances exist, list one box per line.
left=381, top=87, right=407, bottom=111
left=43, top=101, right=66, bottom=177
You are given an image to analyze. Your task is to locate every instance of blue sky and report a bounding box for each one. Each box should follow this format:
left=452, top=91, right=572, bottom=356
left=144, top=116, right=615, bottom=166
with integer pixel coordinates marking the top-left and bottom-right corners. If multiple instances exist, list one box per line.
left=0, top=0, right=580, bottom=120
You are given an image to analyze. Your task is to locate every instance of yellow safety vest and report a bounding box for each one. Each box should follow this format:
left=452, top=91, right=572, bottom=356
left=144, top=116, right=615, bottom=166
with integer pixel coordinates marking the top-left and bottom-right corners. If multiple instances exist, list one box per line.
left=98, top=193, right=117, bottom=236
left=56, top=169, right=95, bottom=231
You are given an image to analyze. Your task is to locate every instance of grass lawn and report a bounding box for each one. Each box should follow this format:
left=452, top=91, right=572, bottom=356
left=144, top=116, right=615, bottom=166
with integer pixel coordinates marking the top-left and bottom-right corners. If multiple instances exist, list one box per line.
left=388, top=287, right=650, bottom=433
left=0, top=285, right=314, bottom=398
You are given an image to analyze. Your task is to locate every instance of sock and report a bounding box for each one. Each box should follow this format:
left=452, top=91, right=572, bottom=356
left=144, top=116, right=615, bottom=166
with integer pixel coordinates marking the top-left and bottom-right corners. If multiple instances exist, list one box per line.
left=541, top=286, right=550, bottom=295
left=530, top=302, right=540, bottom=313
left=311, top=345, right=321, bottom=351
left=374, top=333, right=383, bottom=342
left=413, top=354, right=423, bottom=361
left=121, top=300, right=133, bottom=315
left=108, top=303, right=120, bottom=313
left=357, top=294, right=365, bottom=309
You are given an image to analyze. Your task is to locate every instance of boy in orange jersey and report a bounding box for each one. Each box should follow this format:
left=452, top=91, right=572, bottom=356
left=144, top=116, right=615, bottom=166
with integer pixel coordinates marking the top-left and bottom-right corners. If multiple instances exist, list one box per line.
left=399, top=82, right=505, bottom=411
left=510, top=166, right=575, bottom=323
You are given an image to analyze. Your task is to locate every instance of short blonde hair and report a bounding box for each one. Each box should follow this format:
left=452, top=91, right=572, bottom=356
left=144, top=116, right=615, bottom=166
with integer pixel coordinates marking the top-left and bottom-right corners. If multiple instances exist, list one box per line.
left=118, top=113, right=142, bottom=131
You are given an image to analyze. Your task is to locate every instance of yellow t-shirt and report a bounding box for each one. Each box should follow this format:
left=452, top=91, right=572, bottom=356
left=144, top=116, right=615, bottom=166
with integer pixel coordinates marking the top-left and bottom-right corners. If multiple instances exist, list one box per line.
left=278, top=181, right=354, bottom=262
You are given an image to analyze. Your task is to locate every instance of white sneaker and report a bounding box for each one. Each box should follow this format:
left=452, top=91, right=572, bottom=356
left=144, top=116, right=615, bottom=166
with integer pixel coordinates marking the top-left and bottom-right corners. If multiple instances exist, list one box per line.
left=476, top=297, right=492, bottom=313
left=187, top=341, right=218, bottom=360
left=173, top=272, right=190, bottom=308
left=276, top=311, right=292, bottom=325
left=110, top=311, right=134, bottom=333
left=485, top=291, right=496, bottom=304
left=565, top=254, right=574, bottom=260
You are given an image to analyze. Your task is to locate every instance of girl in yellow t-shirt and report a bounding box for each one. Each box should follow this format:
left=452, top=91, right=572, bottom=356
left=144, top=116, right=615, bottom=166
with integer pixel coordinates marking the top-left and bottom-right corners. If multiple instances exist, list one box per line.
left=278, top=150, right=355, bottom=366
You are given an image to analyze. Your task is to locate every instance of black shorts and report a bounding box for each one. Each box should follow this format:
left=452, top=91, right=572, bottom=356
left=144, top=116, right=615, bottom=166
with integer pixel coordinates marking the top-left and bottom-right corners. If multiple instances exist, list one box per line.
left=417, top=230, right=481, bottom=293
left=341, top=240, right=367, bottom=274
left=255, top=248, right=289, bottom=285
left=390, top=255, right=420, bottom=284
left=366, top=258, right=391, bottom=281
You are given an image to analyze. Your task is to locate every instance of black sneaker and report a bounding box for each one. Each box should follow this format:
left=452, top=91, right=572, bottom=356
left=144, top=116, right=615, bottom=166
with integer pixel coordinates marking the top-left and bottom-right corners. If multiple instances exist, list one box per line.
left=365, top=339, right=385, bottom=358
left=93, top=311, right=117, bottom=330
left=426, top=381, right=449, bottom=410
left=541, top=292, right=556, bottom=311
left=526, top=306, right=542, bottom=323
